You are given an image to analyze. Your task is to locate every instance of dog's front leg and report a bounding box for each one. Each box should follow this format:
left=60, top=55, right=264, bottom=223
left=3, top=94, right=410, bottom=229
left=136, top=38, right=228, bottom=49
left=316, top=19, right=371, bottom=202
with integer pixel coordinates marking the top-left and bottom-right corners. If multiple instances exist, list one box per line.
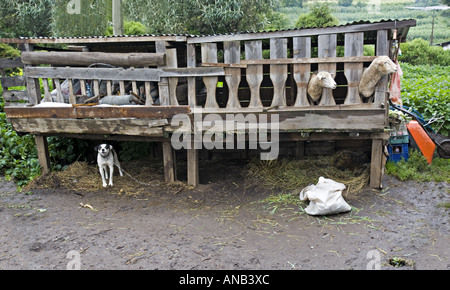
left=99, top=167, right=108, bottom=187
left=108, top=165, right=114, bottom=186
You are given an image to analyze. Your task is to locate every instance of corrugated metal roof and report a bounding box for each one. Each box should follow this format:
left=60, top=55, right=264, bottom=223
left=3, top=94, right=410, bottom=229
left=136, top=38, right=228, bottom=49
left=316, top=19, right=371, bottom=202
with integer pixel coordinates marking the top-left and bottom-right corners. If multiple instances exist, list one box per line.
left=0, top=19, right=415, bottom=44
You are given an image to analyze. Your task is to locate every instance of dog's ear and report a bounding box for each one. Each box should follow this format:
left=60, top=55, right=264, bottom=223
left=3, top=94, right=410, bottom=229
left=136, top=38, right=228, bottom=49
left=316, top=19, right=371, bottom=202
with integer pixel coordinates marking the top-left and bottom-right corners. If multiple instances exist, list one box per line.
left=108, top=144, right=113, bottom=150
left=94, top=145, right=99, bottom=152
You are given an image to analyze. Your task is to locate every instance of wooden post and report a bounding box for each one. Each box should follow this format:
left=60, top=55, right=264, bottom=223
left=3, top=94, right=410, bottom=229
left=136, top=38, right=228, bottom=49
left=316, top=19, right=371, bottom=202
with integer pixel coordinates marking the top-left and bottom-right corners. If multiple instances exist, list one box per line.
left=201, top=43, right=219, bottom=109
left=23, top=44, right=41, bottom=105
left=187, top=145, right=199, bottom=187
left=224, top=41, right=241, bottom=109
left=270, top=38, right=288, bottom=107
left=35, top=135, right=50, bottom=174
left=318, top=34, right=337, bottom=106
left=344, top=32, right=363, bottom=104
left=370, top=139, right=383, bottom=189
left=374, top=30, right=389, bottom=105
left=166, top=48, right=179, bottom=106
left=156, top=41, right=170, bottom=106
left=245, top=41, right=263, bottom=108
left=112, top=0, right=124, bottom=35
left=187, top=44, right=197, bottom=108
left=293, top=37, right=311, bottom=107
left=162, top=141, right=176, bottom=183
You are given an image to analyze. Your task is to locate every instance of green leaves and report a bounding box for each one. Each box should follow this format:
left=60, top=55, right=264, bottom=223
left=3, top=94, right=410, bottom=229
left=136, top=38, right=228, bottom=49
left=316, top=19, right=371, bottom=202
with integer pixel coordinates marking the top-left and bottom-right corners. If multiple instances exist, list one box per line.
left=400, top=62, right=450, bottom=136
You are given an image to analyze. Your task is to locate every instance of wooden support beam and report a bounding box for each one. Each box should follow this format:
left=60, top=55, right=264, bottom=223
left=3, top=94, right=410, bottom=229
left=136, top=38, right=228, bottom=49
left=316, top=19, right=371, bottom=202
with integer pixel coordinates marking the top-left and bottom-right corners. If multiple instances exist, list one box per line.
left=35, top=135, right=50, bottom=174
left=187, top=146, right=199, bottom=187
left=162, top=141, right=176, bottom=183
left=21, top=51, right=165, bottom=67
left=370, top=139, right=384, bottom=189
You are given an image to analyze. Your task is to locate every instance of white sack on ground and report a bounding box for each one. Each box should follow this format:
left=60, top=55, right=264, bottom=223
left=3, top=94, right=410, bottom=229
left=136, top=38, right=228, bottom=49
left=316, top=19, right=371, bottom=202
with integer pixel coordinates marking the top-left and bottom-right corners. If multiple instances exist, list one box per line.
left=299, top=176, right=351, bottom=216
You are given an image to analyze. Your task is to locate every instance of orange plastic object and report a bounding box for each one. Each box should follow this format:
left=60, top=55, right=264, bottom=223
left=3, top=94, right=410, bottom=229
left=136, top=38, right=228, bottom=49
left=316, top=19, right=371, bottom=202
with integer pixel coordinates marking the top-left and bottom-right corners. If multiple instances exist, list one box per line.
left=407, top=120, right=435, bottom=164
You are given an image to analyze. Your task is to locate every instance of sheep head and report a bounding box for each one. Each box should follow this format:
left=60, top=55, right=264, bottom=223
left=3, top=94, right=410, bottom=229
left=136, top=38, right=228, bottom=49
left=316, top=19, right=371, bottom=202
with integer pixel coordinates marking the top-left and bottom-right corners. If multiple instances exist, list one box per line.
left=317, top=72, right=337, bottom=89
left=372, top=55, right=397, bottom=75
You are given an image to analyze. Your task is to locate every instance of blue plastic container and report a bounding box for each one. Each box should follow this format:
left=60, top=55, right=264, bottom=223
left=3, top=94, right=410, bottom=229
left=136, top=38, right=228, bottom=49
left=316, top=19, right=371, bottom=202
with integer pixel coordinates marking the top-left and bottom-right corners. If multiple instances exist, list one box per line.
left=387, top=143, right=409, bottom=163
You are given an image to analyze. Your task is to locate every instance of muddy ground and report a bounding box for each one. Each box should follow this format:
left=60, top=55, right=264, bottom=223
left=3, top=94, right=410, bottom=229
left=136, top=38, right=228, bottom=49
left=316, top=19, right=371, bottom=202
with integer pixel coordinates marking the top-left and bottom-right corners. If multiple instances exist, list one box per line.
left=0, top=157, right=448, bottom=270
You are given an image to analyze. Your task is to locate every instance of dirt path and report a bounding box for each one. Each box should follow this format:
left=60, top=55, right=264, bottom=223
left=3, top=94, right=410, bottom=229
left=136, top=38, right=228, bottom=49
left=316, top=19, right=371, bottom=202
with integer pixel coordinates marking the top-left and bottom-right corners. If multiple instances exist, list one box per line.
left=0, top=159, right=448, bottom=270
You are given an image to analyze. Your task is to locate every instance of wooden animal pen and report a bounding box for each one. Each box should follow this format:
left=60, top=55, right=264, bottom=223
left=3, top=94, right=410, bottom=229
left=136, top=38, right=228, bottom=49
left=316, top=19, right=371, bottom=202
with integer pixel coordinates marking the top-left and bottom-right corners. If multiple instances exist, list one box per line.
left=1, top=19, right=416, bottom=189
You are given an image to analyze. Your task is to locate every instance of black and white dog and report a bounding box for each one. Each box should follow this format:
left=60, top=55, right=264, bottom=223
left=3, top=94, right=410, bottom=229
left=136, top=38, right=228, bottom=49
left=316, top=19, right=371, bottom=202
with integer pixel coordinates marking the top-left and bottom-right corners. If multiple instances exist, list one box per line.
left=94, top=144, right=123, bottom=187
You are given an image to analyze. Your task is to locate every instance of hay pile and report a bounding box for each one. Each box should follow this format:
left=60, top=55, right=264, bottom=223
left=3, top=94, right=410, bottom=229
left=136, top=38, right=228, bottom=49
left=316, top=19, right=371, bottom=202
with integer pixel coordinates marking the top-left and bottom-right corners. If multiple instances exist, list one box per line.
left=247, top=152, right=370, bottom=196
left=28, top=159, right=185, bottom=195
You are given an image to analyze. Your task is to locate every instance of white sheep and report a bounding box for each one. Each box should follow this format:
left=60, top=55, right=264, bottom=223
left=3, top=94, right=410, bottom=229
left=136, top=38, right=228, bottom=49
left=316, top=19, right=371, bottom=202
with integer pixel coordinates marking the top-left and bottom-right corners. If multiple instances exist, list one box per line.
left=359, top=55, right=397, bottom=99
left=307, top=71, right=337, bottom=102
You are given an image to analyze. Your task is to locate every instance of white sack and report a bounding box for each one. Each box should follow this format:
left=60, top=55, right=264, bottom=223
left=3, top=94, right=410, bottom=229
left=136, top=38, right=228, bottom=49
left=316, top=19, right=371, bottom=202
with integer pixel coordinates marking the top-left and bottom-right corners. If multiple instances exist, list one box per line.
left=299, top=176, right=351, bottom=216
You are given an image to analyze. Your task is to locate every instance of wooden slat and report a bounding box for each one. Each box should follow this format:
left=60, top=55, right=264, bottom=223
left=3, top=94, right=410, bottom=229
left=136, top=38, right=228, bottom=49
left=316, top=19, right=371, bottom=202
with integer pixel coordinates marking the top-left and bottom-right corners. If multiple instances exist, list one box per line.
left=187, top=43, right=196, bottom=108
left=4, top=105, right=190, bottom=119
left=201, top=43, right=219, bottom=109
left=2, top=90, right=28, bottom=102
left=245, top=41, right=263, bottom=108
left=293, top=37, right=311, bottom=107
left=9, top=118, right=165, bottom=137
left=166, top=48, right=179, bottom=106
left=0, top=76, right=26, bottom=87
left=344, top=32, right=364, bottom=104
left=374, top=30, right=389, bottom=105
left=21, top=51, right=165, bottom=67
left=270, top=38, right=288, bottom=107
left=224, top=41, right=241, bottom=109
left=24, top=67, right=162, bottom=82
left=0, top=57, right=23, bottom=69
left=242, top=55, right=376, bottom=65
left=318, top=34, right=337, bottom=106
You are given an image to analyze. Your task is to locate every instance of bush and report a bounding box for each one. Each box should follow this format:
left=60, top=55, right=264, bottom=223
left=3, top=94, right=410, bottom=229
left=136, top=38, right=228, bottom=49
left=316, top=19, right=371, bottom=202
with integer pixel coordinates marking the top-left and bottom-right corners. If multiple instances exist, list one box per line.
left=294, top=2, right=339, bottom=28
left=386, top=150, right=450, bottom=183
left=400, top=62, right=450, bottom=136
left=399, top=38, right=450, bottom=66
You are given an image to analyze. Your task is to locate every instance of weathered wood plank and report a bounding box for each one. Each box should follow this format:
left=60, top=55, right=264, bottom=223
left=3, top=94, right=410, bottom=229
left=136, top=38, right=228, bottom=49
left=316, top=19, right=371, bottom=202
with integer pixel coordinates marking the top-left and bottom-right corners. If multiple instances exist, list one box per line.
left=35, top=135, right=50, bottom=174
left=8, top=118, right=166, bottom=137
left=293, top=37, right=311, bottom=107
left=21, top=51, right=165, bottom=67
left=4, top=105, right=191, bottom=119
left=344, top=32, right=364, bottom=104
left=166, top=48, right=179, bottom=106
left=0, top=57, right=23, bottom=69
left=270, top=38, right=288, bottom=107
left=374, top=30, right=389, bottom=105
left=224, top=41, right=241, bottom=109
left=318, top=34, right=337, bottom=106
left=0, top=76, right=26, bottom=87
left=1, top=90, right=28, bottom=102
left=245, top=41, right=263, bottom=108
left=242, top=55, right=376, bottom=65
left=370, top=139, right=384, bottom=188
left=187, top=43, right=197, bottom=108
left=162, top=141, right=176, bottom=182
left=201, top=43, right=219, bottom=109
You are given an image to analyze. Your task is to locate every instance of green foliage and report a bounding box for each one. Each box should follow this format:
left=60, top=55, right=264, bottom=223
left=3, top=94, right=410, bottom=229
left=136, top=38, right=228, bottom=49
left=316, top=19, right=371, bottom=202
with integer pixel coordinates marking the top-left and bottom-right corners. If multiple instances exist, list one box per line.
left=386, top=150, right=450, bottom=182
left=294, top=2, right=339, bottom=28
left=399, top=38, right=450, bottom=66
left=123, top=0, right=278, bottom=35
left=400, top=62, right=450, bottom=136
left=105, top=21, right=147, bottom=36
left=51, top=0, right=110, bottom=36
left=0, top=0, right=53, bottom=38
left=0, top=113, right=40, bottom=186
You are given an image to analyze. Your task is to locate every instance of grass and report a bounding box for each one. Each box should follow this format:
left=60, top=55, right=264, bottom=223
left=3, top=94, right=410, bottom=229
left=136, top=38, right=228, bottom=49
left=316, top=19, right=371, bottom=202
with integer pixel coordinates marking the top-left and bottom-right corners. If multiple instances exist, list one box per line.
left=385, top=149, right=450, bottom=183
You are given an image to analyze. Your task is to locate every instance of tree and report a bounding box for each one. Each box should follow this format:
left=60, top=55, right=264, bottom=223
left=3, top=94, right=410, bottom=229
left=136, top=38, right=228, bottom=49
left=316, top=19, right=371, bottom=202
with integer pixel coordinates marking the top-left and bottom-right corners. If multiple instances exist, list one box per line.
left=294, top=2, right=339, bottom=28
left=123, top=0, right=279, bottom=35
left=0, top=0, right=53, bottom=38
